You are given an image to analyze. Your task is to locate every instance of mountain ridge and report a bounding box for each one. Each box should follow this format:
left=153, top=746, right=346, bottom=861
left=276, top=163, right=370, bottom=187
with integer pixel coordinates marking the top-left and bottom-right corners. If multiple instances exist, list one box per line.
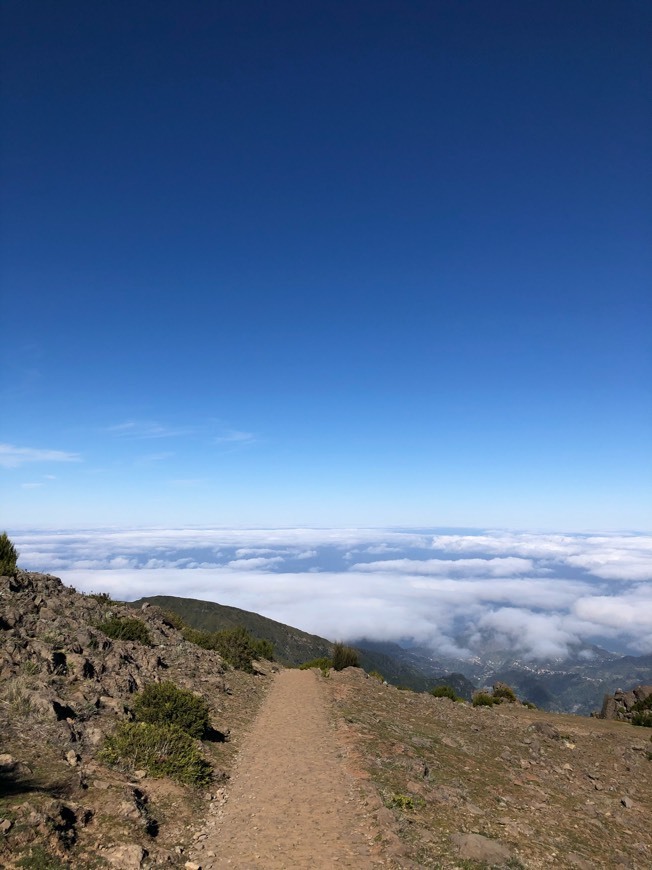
left=130, top=594, right=652, bottom=714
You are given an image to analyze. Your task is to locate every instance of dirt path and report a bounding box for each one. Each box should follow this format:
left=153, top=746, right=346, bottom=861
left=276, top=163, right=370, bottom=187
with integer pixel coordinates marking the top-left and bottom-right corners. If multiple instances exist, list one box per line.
left=190, top=669, right=387, bottom=869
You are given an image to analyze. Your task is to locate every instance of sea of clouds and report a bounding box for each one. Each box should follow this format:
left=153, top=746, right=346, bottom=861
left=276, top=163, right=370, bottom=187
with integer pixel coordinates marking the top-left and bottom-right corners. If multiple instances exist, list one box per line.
left=11, top=528, right=652, bottom=660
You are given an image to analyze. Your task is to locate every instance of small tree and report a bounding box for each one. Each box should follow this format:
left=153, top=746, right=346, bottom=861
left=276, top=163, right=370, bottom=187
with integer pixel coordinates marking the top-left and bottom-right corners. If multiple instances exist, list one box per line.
left=0, top=532, right=18, bottom=576
left=332, top=642, right=360, bottom=671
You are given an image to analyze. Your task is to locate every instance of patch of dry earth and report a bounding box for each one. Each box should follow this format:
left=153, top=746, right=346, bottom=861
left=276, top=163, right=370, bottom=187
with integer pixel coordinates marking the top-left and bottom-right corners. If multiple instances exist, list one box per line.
left=191, top=669, right=396, bottom=869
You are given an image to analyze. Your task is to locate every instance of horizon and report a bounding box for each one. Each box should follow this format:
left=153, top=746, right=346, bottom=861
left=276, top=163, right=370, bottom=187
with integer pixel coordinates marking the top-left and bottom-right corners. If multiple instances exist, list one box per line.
left=1, top=1, right=650, bottom=531
left=10, top=525, right=652, bottom=661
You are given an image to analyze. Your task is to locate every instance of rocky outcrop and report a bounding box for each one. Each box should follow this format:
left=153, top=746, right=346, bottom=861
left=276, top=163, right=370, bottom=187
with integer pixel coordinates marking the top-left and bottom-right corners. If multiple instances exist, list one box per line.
left=0, top=570, right=266, bottom=868
left=598, top=684, right=652, bottom=721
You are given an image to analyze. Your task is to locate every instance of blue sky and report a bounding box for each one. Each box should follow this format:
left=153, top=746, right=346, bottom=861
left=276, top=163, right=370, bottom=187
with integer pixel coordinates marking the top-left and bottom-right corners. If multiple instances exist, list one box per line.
left=1, top=0, right=650, bottom=530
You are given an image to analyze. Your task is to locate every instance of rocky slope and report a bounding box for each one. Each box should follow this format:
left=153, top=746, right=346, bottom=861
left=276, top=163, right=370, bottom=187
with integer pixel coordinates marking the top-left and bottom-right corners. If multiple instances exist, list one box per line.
left=0, top=571, right=270, bottom=869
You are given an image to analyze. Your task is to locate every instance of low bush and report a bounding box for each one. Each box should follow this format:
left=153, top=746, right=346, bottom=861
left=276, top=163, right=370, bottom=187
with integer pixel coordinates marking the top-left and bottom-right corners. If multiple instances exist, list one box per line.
left=87, top=591, right=117, bottom=605
left=100, top=721, right=212, bottom=786
left=252, top=636, right=275, bottom=660
left=96, top=615, right=151, bottom=645
left=181, top=624, right=272, bottom=671
left=493, top=682, right=518, bottom=703
left=429, top=685, right=460, bottom=701
left=473, top=692, right=498, bottom=707
left=332, top=642, right=360, bottom=671
left=631, top=694, right=652, bottom=713
left=161, top=609, right=186, bottom=630
left=299, top=657, right=333, bottom=671
left=369, top=670, right=385, bottom=682
left=0, top=531, right=18, bottom=576
left=133, top=681, right=210, bottom=738
left=389, top=793, right=415, bottom=810
left=632, top=711, right=652, bottom=727
left=17, top=845, right=68, bottom=870
left=182, top=626, right=214, bottom=649
left=213, top=626, right=258, bottom=672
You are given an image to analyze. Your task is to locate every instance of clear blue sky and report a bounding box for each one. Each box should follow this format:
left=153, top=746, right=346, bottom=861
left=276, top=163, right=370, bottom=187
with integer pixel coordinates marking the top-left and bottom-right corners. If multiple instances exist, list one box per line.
left=1, top=0, right=650, bottom=530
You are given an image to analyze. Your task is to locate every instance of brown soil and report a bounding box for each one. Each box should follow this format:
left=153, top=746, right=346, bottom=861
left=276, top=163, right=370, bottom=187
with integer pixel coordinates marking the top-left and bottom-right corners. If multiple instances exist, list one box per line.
left=189, top=669, right=391, bottom=869
left=327, top=668, right=652, bottom=869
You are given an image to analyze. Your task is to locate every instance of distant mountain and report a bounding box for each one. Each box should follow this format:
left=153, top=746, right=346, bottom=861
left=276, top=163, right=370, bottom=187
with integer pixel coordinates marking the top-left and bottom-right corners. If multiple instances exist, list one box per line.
left=131, top=597, right=444, bottom=690
left=130, top=596, right=652, bottom=714
left=130, top=594, right=333, bottom=666
left=405, top=642, right=651, bottom=715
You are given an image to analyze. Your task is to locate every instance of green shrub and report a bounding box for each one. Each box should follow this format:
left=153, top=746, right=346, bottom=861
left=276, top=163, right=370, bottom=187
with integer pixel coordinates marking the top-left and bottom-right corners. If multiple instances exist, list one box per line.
left=181, top=624, right=270, bottom=671
left=182, top=626, right=215, bottom=649
left=213, top=626, right=258, bottom=672
left=299, top=657, right=333, bottom=671
left=17, top=845, right=68, bottom=869
left=161, top=609, right=186, bottom=630
left=631, top=694, right=652, bottom=713
left=429, top=685, right=460, bottom=701
left=88, top=591, right=117, bottom=605
left=632, top=711, right=652, bottom=727
left=332, top=642, right=360, bottom=671
left=133, top=681, right=210, bottom=738
left=369, top=670, right=385, bottom=682
left=100, top=721, right=212, bottom=786
left=492, top=682, right=517, bottom=703
left=0, top=531, right=18, bottom=576
left=252, top=636, right=275, bottom=661
left=389, top=793, right=415, bottom=810
left=96, top=615, right=151, bottom=645
left=473, top=691, right=498, bottom=707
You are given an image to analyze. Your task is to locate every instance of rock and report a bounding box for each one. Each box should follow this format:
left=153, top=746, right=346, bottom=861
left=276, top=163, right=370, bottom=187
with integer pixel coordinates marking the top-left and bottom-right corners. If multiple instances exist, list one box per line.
left=0, top=755, right=16, bottom=772
left=529, top=721, right=561, bottom=740
left=184, top=862, right=202, bottom=870
left=567, top=853, right=593, bottom=869
left=599, top=685, right=652, bottom=721
left=450, top=832, right=512, bottom=864
left=66, top=750, right=80, bottom=766
left=621, top=796, right=634, bottom=809
left=104, top=843, right=147, bottom=868
left=0, top=818, right=13, bottom=834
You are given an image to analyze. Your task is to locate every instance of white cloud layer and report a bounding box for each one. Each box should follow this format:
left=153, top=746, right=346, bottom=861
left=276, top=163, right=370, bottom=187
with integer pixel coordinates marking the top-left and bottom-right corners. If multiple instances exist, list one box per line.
left=10, top=527, right=652, bottom=659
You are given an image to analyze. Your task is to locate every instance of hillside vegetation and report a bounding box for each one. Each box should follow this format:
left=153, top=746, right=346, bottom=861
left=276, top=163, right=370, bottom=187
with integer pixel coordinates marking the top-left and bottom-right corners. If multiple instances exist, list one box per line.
left=130, top=594, right=454, bottom=690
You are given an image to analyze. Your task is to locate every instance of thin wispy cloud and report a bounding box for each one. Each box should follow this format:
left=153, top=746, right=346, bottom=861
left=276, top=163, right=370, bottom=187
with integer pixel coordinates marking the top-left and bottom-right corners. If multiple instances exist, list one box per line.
left=0, top=443, right=81, bottom=469
left=214, top=429, right=256, bottom=446
left=137, top=451, right=175, bottom=463
left=106, top=420, right=193, bottom=439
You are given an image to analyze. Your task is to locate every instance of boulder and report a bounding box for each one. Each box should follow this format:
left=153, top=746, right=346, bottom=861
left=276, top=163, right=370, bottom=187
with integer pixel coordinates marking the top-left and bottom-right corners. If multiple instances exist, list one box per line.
left=451, top=832, right=512, bottom=864
left=104, top=843, right=147, bottom=868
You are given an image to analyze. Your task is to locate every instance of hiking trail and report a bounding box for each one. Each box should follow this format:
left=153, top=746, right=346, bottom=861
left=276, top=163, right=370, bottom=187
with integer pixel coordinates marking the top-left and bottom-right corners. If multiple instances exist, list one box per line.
left=189, top=668, right=389, bottom=869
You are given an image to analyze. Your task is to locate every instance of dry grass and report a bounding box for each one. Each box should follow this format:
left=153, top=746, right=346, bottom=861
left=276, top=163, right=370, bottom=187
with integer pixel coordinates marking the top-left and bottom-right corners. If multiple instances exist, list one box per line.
left=327, top=668, right=652, bottom=869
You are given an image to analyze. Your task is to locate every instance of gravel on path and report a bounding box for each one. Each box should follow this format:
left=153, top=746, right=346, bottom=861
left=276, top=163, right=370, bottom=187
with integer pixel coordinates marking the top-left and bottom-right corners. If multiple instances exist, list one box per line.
left=192, top=668, right=387, bottom=869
